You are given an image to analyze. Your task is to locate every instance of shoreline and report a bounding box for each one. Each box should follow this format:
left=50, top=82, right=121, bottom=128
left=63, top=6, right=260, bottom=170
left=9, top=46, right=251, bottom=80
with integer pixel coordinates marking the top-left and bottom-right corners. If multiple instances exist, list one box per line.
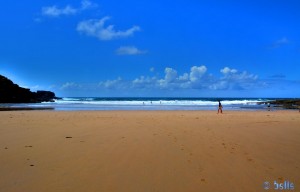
left=1, top=98, right=299, bottom=111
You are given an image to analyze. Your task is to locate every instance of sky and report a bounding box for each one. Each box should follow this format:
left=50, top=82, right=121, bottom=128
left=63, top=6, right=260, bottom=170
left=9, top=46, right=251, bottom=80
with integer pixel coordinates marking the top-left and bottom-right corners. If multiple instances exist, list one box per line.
left=0, top=0, right=300, bottom=97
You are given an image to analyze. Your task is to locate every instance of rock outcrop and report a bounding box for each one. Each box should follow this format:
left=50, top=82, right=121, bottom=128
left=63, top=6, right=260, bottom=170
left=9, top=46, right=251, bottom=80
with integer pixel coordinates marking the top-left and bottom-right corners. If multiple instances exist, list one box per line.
left=270, top=99, right=300, bottom=109
left=0, top=75, right=56, bottom=103
left=259, top=99, right=300, bottom=109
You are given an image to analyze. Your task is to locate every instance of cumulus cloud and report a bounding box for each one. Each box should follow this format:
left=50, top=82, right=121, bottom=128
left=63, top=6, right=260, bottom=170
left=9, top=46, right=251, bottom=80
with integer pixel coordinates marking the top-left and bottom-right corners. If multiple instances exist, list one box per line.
left=116, top=46, right=146, bottom=55
left=178, top=73, right=189, bottom=81
left=133, top=65, right=209, bottom=90
left=220, top=67, right=257, bottom=81
left=190, top=66, right=207, bottom=82
left=42, top=0, right=97, bottom=17
left=131, top=66, right=258, bottom=91
left=209, top=67, right=258, bottom=90
left=164, top=68, right=178, bottom=83
left=77, top=17, right=140, bottom=40
left=59, top=66, right=260, bottom=92
left=42, top=5, right=77, bottom=17
left=220, top=67, right=237, bottom=75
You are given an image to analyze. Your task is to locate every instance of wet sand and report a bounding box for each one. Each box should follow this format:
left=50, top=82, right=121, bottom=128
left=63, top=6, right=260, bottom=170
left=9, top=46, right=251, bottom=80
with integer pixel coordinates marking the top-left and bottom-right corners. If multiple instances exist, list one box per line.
left=0, top=110, right=299, bottom=192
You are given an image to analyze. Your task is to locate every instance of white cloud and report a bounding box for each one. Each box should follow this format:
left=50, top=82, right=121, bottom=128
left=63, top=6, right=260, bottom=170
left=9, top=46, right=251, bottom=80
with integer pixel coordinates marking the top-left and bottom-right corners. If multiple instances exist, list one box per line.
left=77, top=17, right=141, bottom=40
left=42, top=0, right=97, bottom=17
left=98, top=77, right=126, bottom=89
left=190, top=65, right=207, bottom=82
left=133, top=66, right=257, bottom=90
left=220, top=67, right=257, bottom=81
left=178, top=73, right=189, bottom=81
left=210, top=67, right=258, bottom=90
left=81, top=0, right=97, bottom=10
left=132, top=76, right=157, bottom=89
left=58, top=66, right=260, bottom=92
left=133, top=66, right=207, bottom=90
left=220, top=67, right=237, bottom=75
left=42, top=5, right=77, bottom=17
left=116, top=46, right=146, bottom=55
left=164, top=68, right=178, bottom=83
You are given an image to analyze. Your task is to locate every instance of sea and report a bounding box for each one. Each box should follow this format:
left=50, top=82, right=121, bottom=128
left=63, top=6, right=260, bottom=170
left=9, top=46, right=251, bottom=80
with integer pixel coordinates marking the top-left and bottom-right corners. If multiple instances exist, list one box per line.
left=2, top=97, right=276, bottom=111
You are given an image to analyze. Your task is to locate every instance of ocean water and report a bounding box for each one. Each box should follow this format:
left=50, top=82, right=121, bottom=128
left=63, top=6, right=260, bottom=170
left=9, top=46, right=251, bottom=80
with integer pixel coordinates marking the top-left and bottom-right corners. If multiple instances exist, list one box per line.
left=5, top=97, right=274, bottom=111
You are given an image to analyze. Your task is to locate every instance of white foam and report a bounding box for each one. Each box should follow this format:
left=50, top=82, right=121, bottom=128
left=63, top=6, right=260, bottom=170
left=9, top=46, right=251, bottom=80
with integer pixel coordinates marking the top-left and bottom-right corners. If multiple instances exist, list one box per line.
left=52, top=98, right=264, bottom=106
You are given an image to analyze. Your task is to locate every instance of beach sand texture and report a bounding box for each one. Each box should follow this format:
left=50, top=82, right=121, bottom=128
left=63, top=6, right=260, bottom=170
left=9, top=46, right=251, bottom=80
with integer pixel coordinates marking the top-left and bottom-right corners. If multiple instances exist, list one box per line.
left=1, top=111, right=299, bottom=192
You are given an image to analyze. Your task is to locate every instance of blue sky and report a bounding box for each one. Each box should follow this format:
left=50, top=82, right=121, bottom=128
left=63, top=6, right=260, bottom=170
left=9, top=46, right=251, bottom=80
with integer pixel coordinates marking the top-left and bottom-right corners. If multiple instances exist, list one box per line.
left=0, top=0, right=300, bottom=97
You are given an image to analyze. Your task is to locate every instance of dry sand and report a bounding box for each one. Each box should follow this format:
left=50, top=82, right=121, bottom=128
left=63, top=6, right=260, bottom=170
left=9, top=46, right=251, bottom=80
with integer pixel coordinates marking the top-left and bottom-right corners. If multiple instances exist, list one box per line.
left=0, top=110, right=299, bottom=192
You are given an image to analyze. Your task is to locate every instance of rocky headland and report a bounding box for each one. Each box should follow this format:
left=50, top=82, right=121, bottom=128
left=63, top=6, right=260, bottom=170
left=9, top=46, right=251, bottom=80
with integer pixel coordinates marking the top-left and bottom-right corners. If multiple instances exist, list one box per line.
left=0, top=75, right=57, bottom=103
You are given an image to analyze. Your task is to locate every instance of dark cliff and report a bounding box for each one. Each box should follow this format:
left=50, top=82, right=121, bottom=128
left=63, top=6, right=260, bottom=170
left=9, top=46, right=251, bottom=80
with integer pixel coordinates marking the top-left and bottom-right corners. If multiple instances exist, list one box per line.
left=0, top=75, right=56, bottom=103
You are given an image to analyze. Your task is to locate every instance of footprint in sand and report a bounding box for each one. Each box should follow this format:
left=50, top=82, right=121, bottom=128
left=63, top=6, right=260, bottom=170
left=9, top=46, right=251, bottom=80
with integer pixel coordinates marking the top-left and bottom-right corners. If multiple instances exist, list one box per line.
left=278, top=177, right=284, bottom=182
left=222, top=143, right=227, bottom=149
left=201, top=178, right=206, bottom=183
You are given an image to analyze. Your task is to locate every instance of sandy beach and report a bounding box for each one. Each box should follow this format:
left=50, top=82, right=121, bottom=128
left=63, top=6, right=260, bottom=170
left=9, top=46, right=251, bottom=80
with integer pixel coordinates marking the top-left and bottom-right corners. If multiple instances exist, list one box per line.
left=0, top=110, right=299, bottom=192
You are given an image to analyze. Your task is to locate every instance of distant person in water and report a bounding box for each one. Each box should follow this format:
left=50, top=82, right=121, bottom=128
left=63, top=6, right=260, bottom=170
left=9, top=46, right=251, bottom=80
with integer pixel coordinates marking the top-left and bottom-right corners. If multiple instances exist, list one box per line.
left=217, top=101, right=223, bottom=114
left=267, top=102, right=271, bottom=111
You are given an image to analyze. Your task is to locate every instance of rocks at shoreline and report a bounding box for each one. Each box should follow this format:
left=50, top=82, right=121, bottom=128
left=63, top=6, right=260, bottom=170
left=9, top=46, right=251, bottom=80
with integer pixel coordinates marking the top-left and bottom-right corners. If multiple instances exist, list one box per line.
left=270, top=99, right=300, bottom=109
left=0, top=75, right=57, bottom=103
left=259, top=99, right=300, bottom=109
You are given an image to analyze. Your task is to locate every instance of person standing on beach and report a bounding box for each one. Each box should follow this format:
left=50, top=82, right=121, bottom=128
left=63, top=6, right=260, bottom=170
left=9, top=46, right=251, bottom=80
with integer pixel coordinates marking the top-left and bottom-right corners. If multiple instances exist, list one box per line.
left=267, top=102, right=271, bottom=111
left=218, top=101, right=223, bottom=114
